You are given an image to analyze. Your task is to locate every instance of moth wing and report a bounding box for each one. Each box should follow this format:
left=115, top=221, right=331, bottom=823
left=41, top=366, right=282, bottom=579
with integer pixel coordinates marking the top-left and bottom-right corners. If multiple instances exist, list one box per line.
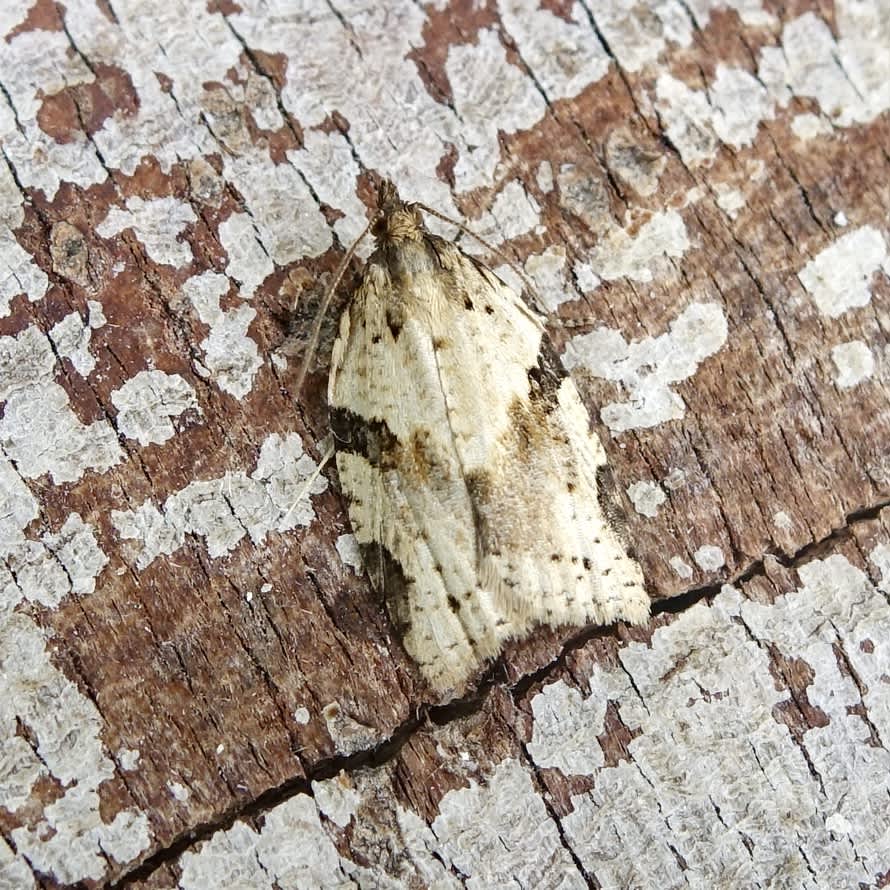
left=329, top=266, right=514, bottom=692
left=424, top=243, right=650, bottom=632
left=329, top=238, right=649, bottom=692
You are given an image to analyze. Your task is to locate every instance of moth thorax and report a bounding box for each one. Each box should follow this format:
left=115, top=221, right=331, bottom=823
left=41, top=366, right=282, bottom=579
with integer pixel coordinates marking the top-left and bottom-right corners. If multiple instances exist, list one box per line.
left=374, top=206, right=425, bottom=243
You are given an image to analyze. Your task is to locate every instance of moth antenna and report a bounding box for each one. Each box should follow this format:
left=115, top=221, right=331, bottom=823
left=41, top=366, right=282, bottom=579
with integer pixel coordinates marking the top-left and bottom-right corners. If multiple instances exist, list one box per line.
left=293, top=215, right=378, bottom=396
left=413, top=202, right=542, bottom=310
left=281, top=437, right=335, bottom=525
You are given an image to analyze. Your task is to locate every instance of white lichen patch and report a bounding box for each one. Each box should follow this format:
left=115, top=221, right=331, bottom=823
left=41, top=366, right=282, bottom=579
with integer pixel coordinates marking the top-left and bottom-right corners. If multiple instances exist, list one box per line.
left=550, top=559, right=890, bottom=887
left=240, top=70, right=283, bottom=132
left=0, top=457, right=38, bottom=554
left=335, top=534, right=363, bottom=574
left=445, top=30, right=547, bottom=192
left=129, top=757, right=459, bottom=888
left=467, top=180, right=541, bottom=248
left=773, top=510, right=794, bottom=531
left=869, top=544, right=890, bottom=592
left=293, top=706, right=311, bottom=726
left=431, top=759, right=586, bottom=888
left=178, top=795, right=350, bottom=890
left=184, top=271, right=262, bottom=399
left=312, top=774, right=361, bottom=828
left=233, top=3, right=454, bottom=217
left=218, top=212, right=274, bottom=299
left=112, top=432, right=327, bottom=568
left=739, top=556, right=890, bottom=878
left=118, top=749, right=141, bottom=772
left=3, top=613, right=151, bottom=884
left=223, top=151, right=333, bottom=266
left=524, top=246, right=574, bottom=311
left=168, top=781, right=190, bottom=803
left=97, top=196, right=197, bottom=268
left=42, top=513, right=108, bottom=596
left=655, top=74, right=717, bottom=166
left=536, top=161, right=553, bottom=193
left=110, top=502, right=180, bottom=572
left=693, top=544, right=725, bottom=571
left=0, top=836, right=36, bottom=890
left=67, top=5, right=237, bottom=175
left=209, top=4, right=544, bottom=231
left=0, top=27, right=107, bottom=200
left=527, top=678, right=609, bottom=775
left=0, top=227, right=50, bottom=318
left=797, top=226, right=888, bottom=317
left=497, top=0, right=609, bottom=100
left=584, top=210, right=689, bottom=283
left=563, top=302, right=728, bottom=433
left=714, top=183, right=745, bottom=218
left=656, top=66, right=772, bottom=166
left=0, top=326, right=122, bottom=482
left=2, top=509, right=107, bottom=611
left=572, top=262, right=600, bottom=294
left=111, top=370, right=199, bottom=446
left=2, top=541, right=70, bottom=611
left=0, top=735, right=44, bottom=814
left=594, top=1, right=693, bottom=73
left=669, top=555, right=694, bottom=579
left=708, top=65, right=774, bottom=148
left=287, top=130, right=369, bottom=254
left=0, top=143, right=49, bottom=315
left=395, top=805, right=464, bottom=889
left=626, top=481, right=666, bottom=518
left=48, top=302, right=107, bottom=377
left=791, top=112, right=832, bottom=140
left=831, top=340, right=874, bottom=389
left=760, top=9, right=890, bottom=128
left=178, top=822, right=271, bottom=890
left=558, top=591, right=773, bottom=886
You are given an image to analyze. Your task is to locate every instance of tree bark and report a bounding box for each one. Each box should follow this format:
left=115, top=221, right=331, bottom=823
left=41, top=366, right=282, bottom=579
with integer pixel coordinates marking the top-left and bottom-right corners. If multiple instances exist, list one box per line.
left=0, top=1, right=888, bottom=887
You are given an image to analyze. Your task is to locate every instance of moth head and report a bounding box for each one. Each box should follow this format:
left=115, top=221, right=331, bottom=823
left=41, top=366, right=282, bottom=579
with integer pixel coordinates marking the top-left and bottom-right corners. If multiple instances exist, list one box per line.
left=373, top=179, right=425, bottom=244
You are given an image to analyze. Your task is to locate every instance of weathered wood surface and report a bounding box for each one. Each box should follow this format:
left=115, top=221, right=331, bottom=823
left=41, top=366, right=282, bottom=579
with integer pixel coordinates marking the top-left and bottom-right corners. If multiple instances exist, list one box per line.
left=0, top=1, right=888, bottom=887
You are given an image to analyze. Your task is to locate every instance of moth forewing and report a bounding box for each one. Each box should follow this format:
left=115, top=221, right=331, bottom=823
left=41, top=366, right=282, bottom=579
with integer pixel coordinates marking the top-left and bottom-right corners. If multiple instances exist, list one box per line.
left=328, top=182, right=649, bottom=694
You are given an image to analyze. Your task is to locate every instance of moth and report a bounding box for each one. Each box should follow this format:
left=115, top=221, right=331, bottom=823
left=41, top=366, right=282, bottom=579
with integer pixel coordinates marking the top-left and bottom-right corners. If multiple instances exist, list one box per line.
left=326, top=181, right=649, bottom=693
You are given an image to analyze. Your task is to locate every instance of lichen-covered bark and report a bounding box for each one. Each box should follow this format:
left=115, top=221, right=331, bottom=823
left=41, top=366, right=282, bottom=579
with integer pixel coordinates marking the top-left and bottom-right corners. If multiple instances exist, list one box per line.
left=0, top=1, right=888, bottom=887
left=126, top=510, right=890, bottom=889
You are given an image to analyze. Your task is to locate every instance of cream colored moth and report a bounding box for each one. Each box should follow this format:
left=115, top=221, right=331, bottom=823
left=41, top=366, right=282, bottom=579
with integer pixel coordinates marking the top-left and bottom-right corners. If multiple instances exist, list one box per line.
left=327, top=182, right=649, bottom=693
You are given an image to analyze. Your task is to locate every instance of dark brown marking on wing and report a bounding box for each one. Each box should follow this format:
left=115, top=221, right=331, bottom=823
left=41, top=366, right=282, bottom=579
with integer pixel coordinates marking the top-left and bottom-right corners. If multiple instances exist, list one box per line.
left=465, top=467, right=497, bottom=564
left=331, top=409, right=450, bottom=493
left=359, top=539, right=412, bottom=634
left=329, top=407, right=398, bottom=466
left=526, top=337, right=566, bottom=408
left=385, top=307, right=403, bottom=340
left=596, top=464, right=634, bottom=551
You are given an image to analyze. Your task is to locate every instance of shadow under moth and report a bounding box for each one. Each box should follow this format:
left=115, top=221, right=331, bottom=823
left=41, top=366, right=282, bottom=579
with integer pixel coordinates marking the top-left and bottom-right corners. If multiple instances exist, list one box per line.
left=327, top=181, right=649, bottom=694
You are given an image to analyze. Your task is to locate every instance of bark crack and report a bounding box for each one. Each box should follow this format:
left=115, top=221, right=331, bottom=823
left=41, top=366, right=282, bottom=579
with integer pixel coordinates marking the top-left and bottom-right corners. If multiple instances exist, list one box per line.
left=517, top=743, right=596, bottom=889
left=108, top=485, right=890, bottom=887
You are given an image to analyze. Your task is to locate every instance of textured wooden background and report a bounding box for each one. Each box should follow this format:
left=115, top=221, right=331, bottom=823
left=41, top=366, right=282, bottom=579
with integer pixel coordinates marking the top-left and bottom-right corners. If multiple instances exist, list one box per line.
left=1, top=0, right=888, bottom=887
